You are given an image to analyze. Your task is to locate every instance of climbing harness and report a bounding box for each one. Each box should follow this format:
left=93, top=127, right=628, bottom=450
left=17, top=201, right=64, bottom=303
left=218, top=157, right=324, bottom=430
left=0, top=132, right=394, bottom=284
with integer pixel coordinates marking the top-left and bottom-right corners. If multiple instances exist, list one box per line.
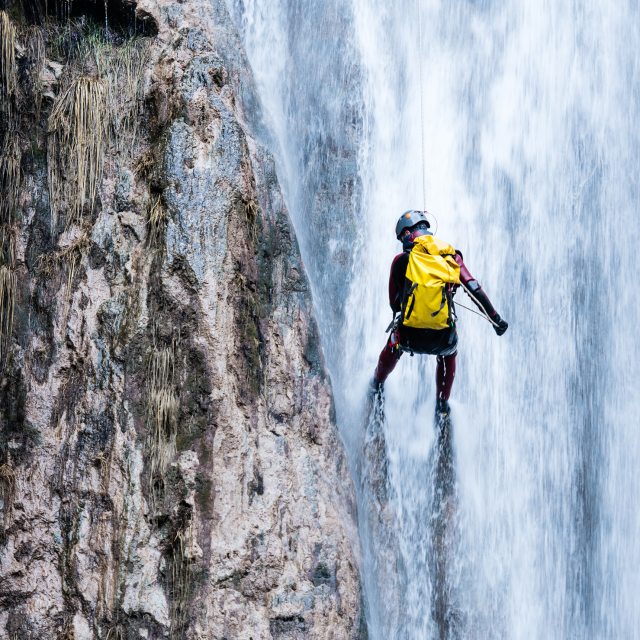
left=389, top=326, right=400, bottom=350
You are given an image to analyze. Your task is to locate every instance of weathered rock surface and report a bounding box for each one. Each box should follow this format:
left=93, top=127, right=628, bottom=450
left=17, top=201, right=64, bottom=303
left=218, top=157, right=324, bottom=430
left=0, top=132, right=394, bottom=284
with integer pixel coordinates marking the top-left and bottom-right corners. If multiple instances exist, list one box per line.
left=0, top=1, right=364, bottom=638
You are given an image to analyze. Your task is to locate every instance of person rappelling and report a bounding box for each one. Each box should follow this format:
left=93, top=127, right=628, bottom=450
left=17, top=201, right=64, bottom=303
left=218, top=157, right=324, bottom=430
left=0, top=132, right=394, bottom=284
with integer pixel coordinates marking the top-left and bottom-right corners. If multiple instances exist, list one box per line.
left=370, top=210, right=509, bottom=416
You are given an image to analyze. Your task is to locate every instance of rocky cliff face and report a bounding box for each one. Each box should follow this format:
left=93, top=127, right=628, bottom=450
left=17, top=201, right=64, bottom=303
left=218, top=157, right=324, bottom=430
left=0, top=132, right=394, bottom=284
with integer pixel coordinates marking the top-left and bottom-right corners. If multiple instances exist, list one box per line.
left=0, top=1, right=364, bottom=638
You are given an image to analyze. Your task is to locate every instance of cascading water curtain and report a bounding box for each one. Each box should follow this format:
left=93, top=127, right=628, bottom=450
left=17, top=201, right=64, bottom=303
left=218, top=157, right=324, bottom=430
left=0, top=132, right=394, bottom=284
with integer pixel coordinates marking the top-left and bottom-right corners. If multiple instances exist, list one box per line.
left=227, top=0, right=364, bottom=365
left=229, top=0, right=640, bottom=638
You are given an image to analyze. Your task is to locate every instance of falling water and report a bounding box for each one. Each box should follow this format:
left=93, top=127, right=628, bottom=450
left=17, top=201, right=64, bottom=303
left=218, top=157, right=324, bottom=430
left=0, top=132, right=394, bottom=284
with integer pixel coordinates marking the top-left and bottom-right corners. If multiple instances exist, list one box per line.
left=228, top=1, right=640, bottom=638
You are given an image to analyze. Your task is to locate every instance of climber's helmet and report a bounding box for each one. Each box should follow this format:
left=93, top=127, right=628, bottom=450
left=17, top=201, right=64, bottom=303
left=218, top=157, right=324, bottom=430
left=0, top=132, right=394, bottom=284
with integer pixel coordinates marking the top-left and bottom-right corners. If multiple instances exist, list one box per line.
left=395, top=210, right=430, bottom=240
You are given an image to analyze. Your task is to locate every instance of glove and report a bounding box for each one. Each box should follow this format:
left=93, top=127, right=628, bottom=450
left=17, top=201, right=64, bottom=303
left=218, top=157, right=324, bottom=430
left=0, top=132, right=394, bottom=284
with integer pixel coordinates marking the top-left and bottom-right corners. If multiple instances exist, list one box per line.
left=493, top=313, right=508, bottom=336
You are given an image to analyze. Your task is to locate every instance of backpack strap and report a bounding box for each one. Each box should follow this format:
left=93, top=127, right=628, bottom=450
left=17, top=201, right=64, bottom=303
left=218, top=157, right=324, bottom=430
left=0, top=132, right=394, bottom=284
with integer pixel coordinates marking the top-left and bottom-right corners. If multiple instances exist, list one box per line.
left=431, top=286, right=447, bottom=317
left=400, top=280, right=418, bottom=324
left=406, top=294, right=417, bottom=320
left=445, top=286, right=456, bottom=328
left=385, top=314, right=397, bottom=332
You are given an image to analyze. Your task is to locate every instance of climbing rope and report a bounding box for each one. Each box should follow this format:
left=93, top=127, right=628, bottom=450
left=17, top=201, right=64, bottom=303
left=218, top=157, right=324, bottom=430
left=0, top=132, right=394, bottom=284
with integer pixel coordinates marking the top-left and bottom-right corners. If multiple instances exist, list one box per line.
left=416, top=1, right=496, bottom=330
left=418, top=0, right=427, bottom=212
left=458, top=282, right=500, bottom=327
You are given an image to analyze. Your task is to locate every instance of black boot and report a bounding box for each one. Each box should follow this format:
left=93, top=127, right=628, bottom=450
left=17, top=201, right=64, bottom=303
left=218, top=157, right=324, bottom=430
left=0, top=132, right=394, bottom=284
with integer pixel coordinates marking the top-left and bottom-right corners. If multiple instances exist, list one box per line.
left=435, top=397, right=450, bottom=416
left=363, top=378, right=385, bottom=437
left=366, top=377, right=384, bottom=409
left=368, top=377, right=383, bottom=395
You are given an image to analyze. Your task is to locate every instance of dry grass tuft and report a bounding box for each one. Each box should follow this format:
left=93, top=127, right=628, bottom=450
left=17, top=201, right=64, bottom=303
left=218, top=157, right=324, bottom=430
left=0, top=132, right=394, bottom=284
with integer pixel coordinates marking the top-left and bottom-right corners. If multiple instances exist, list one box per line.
left=39, top=228, right=92, bottom=329
left=170, top=522, right=194, bottom=637
left=0, top=226, right=16, bottom=268
left=24, top=25, right=45, bottom=120
left=147, top=334, right=179, bottom=502
left=47, top=78, right=107, bottom=231
left=105, top=624, right=124, bottom=640
left=26, top=26, right=45, bottom=77
left=58, top=231, right=91, bottom=328
left=133, top=149, right=155, bottom=180
left=59, top=619, right=75, bottom=640
left=0, top=265, right=16, bottom=354
left=147, top=195, right=168, bottom=250
left=0, top=11, right=16, bottom=113
left=80, top=34, right=152, bottom=157
left=0, top=132, right=22, bottom=226
left=45, top=34, right=151, bottom=232
left=0, top=463, right=16, bottom=527
left=245, top=200, right=260, bottom=242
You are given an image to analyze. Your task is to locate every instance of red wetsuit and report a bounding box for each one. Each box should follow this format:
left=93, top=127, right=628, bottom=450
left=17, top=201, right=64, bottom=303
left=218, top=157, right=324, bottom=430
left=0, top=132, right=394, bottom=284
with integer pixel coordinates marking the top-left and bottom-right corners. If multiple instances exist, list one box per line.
left=373, top=230, right=500, bottom=400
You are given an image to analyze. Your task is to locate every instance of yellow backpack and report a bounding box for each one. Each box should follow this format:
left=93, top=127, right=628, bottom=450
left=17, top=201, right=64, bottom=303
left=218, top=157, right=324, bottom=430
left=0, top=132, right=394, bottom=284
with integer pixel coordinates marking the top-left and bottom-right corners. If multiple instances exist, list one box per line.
left=401, top=234, right=460, bottom=330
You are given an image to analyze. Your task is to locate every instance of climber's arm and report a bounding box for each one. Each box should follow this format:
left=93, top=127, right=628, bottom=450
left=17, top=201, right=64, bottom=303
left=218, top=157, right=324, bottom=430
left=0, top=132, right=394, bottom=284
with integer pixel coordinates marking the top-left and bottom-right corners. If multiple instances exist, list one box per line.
left=454, top=253, right=508, bottom=335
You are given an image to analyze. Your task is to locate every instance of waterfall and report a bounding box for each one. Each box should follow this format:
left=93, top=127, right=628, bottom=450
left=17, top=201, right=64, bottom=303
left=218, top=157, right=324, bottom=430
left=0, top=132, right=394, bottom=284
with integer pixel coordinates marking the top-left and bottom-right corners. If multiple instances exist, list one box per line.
left=228, top=0, right=640, bottom=638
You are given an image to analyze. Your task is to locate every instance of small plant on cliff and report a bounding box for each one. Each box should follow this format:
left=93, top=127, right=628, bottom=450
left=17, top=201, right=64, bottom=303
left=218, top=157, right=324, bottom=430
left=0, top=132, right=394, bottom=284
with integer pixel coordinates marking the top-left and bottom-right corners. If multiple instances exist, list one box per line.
left=133, top=149, right=155, bottom=180
left=146, top=194, right=168, bottom=251
left=245, top=200, right=260, bottom=243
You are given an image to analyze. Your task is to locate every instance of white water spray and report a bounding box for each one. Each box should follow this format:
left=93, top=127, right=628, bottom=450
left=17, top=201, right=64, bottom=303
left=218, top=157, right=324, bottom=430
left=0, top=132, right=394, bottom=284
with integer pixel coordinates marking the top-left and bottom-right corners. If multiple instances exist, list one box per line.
left=229, top=0, right=640, bottom=638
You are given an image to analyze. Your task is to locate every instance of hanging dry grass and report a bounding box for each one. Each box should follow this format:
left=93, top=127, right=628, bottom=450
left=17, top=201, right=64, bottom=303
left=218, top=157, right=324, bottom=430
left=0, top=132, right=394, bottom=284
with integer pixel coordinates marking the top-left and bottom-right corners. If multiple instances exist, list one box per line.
left=59, top=619, right=75, bottom=640
left=245, top=200, right=260, bottom=243
left=105, top=625, right=124, bottom=640
left=24, top=25, right=45, bottom=120
left=0, top=265, right=16, bottom=350
left=39, top=228, right=92, bottom=329
left=0, top=11, right=16, bottom=113
left=0, top=226, right=16, bottom=268
left=47, top=78, right=107, bottom=231
left=0, top=464, right=15, bottom=528
left=147, top=335, right=179, bottom=501
left=0, top=132, right=22, bottom=226
left=58, top=233, right=91, bottom=329
left=0, top=225, right=16, bottom=364
left=147, top=195, right=168, bottom=250
left=26, top=26, right=45, bottom=77
left=170, top=522, right=194, bottom=637
left=80, top=34, right=152, bottom=156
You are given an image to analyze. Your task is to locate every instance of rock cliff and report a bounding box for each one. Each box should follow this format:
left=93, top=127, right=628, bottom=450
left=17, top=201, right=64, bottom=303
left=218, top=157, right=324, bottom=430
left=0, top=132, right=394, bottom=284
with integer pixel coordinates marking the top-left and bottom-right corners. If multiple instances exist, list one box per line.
left=0, top=1, right=364, bottom=637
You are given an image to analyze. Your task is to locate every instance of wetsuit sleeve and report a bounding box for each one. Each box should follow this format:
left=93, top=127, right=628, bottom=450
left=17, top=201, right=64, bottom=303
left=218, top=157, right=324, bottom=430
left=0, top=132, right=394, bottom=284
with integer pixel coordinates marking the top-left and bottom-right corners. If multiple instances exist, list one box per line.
left=454, top=253, right=497, bottom=317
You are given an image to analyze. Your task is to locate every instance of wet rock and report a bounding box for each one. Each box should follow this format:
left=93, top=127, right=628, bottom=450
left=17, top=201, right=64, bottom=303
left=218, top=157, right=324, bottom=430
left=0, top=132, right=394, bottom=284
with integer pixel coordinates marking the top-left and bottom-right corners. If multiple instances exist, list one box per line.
left=0, top=0, right=363, bottom=637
